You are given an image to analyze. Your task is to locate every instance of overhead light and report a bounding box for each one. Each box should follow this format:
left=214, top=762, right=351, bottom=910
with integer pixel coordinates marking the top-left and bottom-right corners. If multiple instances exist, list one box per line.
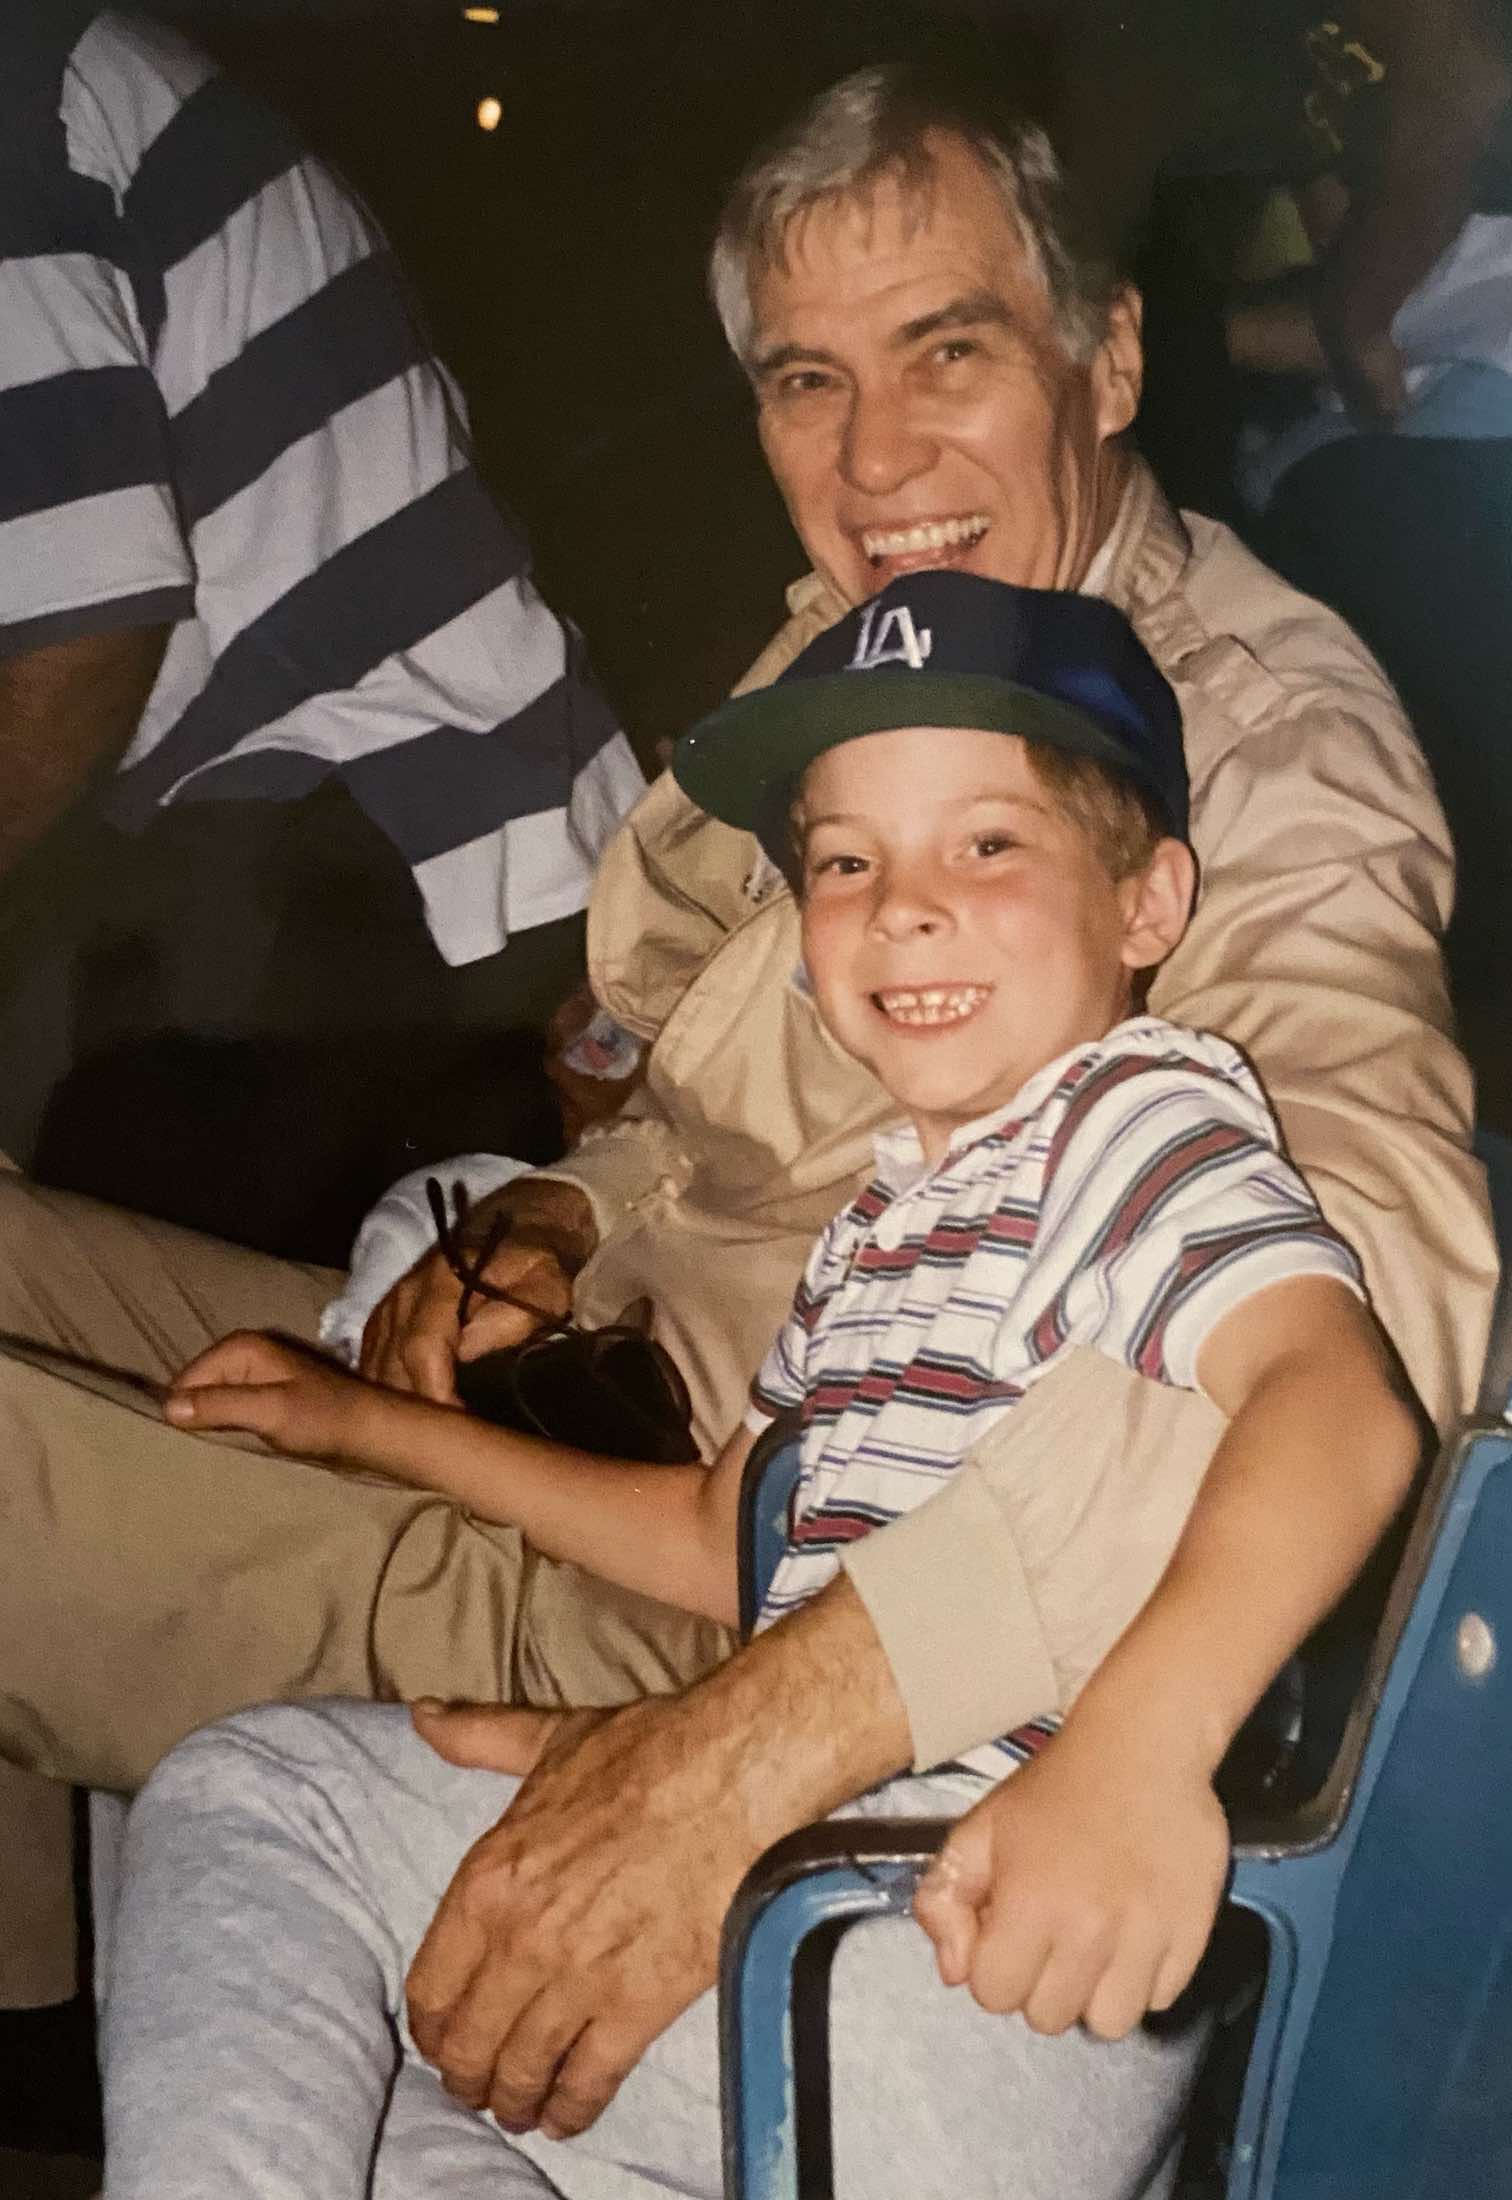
left=476, top=95, right=503, bottom=131
left=463, top=7, right=500, bottom=20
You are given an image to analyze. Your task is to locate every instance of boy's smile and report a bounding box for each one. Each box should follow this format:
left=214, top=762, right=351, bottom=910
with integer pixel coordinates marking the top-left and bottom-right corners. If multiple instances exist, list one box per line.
left=873, top=983, right=992, bottom=1028
left=798, top=726, right=1191, bottom=1166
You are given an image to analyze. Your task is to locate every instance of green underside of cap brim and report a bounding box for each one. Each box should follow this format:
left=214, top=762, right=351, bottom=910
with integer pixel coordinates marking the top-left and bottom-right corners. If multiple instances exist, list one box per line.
left=674, top=670, right=1156, bottom=838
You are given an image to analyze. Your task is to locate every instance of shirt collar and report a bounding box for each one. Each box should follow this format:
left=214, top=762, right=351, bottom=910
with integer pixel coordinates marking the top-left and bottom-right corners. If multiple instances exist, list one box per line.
left=869, top=1015, right=1164, bottom=1195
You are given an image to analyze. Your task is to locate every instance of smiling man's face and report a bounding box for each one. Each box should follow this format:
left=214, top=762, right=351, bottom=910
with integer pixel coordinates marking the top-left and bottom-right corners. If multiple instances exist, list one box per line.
left=747, top=131, right=1142, bottom=606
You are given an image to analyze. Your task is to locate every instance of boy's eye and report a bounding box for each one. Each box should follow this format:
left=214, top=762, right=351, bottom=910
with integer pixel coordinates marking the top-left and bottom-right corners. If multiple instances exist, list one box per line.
left=808, top=851, right=869, bottom=879
left=971, top=832, right=1017, bottom=857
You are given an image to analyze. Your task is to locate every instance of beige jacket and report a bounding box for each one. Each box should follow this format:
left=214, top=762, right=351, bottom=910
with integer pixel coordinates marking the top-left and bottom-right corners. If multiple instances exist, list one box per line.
left=549, top=461, right=1496, bottom=1768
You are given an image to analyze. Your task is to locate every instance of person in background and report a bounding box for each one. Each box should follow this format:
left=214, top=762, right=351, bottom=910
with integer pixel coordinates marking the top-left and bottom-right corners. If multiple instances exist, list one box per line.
left=0, top=2, right=645, bottom=1259
left=1224, top=0, right=1512, bottom=1101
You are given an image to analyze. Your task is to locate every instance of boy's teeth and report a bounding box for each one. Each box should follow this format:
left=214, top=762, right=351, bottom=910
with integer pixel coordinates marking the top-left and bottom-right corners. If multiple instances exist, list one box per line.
left=861, top=515, right=989, bottom=560
left=876, top=986, right=989, bottom=1026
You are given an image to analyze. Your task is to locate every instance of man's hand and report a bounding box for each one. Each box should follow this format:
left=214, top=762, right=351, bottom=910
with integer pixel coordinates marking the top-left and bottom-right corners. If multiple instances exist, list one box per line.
left=914, top=1719, right=1228, bottom=2041
left=405, top=1695, right=758, bottom=2140
left=403, top=1579, right=907, bottom=2140
left=166, top=1329, right=385, bottom=1461
left=359, top=1180, right=595, bottom=1404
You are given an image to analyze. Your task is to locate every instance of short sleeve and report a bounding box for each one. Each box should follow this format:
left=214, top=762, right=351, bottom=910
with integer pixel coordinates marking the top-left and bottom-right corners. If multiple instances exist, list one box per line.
left=743, top=1212, right=851, bottom=1432
left=1028, top=1057, right=1366, bottom=1398
left=745, top=1281, right=812, bottom=1432
left=0, top=178, right=193, bottom=655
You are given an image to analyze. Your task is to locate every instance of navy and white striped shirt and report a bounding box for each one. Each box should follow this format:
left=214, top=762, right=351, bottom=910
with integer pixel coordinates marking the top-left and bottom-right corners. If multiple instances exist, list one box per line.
left=0, top=7, right=644, bottom=964
left=749, top=1018, right=1363, bottom=1786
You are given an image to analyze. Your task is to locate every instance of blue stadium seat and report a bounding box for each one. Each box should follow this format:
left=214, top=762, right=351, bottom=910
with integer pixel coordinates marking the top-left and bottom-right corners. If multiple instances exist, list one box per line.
left=720, top=1140, right=1512, bottom=2200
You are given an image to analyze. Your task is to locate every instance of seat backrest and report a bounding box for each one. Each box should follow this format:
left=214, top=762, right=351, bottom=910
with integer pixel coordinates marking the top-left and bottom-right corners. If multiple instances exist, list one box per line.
left=1473, top=1126, right=1512, bottom=1416
left=1227, top=1418, right=1512, bottom=2198
left=737, top=1417, right=802, bottom=1637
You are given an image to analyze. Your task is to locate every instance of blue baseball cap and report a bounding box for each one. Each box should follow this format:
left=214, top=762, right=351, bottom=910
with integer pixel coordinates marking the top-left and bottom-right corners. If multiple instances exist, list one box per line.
left=673, top=570, right=1188, bottom=875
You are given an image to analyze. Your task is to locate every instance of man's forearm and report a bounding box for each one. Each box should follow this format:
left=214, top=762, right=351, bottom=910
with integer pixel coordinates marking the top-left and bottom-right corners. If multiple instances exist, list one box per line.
left=0, top=626, right=167, bottom=876
left=663, top=1575, right=914, bottom=1850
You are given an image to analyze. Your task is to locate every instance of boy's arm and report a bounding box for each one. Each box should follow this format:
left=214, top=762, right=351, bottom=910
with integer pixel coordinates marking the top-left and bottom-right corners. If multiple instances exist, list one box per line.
left=166, top=1331, right=752, bottom=1626
left=914, top=1273, right=1424, bottom=2038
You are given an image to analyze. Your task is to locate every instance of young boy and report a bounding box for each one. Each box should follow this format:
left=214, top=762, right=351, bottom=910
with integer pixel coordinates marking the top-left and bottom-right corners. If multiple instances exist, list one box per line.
left=109, top=571, right=1419, bottom=2200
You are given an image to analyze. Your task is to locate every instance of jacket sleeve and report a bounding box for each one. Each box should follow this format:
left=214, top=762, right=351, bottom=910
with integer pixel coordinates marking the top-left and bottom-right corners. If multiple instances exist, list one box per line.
left=528, top=1084, right=688, bottom=1254
left=1147, top=658, right=1494, bottom=1435
left=843, top=1348, right=1226, bottom=1770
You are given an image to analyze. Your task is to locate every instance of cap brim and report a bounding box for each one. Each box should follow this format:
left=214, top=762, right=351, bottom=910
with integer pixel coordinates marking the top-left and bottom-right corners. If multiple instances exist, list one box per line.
left=674, top=670, right=1171, bottom=852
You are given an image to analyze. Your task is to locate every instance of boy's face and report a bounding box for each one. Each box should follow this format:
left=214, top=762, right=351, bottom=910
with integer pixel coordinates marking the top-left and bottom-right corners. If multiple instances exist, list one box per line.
left=798, top=726, right=1192, bottom=1165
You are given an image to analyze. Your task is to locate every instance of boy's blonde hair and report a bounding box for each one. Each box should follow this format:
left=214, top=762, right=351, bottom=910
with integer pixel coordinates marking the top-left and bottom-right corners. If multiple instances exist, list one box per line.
left=1023, top=744, right=1167, bottom=880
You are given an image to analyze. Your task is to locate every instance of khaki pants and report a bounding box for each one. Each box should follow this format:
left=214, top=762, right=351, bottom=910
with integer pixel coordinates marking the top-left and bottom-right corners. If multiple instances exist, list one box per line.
left=0, top=1175, right=731, bottom=2002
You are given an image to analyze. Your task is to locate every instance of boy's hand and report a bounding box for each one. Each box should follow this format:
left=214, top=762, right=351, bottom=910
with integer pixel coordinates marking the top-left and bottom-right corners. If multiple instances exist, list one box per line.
left=165, top=1330, right=385, bottom=1461
left=913, top=1718, right=1228, bottom=2040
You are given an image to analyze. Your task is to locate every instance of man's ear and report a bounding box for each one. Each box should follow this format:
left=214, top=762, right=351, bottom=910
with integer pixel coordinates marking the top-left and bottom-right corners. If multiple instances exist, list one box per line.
left=1118, top=835, right=1195, bottom=970
left=1092, top=284, right=1144, bottom=441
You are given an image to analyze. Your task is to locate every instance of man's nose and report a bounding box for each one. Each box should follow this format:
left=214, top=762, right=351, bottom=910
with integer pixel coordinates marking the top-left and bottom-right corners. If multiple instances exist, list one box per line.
left=839, top=383, right=936, bottom=495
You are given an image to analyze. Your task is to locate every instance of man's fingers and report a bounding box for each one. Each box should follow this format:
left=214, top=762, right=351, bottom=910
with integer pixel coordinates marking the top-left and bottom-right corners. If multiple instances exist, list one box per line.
left=410, top=1701, right=561, bottom=1778
left=480, top=1992, right=585, bottom=2128
left=406, top=1882, right=490, bottom=2064
left=359, top=1291, right=403, bottom=1383
left=402, top=1327, right=462, bottom=1405
left=434, top=1969, right=559, bottom=2114
left=537, top=2017, right=641, bottom=2139
left=454, top=1297, right=555, bottom=1362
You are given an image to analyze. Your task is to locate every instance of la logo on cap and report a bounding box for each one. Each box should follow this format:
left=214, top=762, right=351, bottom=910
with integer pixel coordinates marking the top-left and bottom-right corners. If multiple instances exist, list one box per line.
left=847, top=599, right=933, bottom=673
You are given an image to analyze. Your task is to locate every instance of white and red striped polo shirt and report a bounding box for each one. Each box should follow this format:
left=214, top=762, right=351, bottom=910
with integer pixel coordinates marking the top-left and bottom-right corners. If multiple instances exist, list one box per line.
left=748, top=1015, right=1363, bottom=1784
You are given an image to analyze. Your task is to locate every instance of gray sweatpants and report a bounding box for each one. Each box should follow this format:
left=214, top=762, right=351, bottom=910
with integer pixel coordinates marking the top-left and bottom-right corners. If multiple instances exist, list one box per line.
left=101, top=1701, right=1206, bottom=2200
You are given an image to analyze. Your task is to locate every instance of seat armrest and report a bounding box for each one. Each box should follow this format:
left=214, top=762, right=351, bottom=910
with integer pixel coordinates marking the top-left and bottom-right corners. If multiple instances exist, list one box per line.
left=719, top=1820, right=950, bottom=2200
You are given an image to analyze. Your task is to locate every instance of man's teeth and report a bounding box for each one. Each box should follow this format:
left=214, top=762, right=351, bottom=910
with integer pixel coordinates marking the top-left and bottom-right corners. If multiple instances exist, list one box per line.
left=875, top=986, right=989, bottom=1027
left=861, top=515, right=989, bottom=560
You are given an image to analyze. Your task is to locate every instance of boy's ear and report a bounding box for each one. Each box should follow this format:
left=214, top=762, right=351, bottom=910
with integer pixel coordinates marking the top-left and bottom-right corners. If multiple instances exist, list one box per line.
left=1118, top=837, right=1196, bottom=970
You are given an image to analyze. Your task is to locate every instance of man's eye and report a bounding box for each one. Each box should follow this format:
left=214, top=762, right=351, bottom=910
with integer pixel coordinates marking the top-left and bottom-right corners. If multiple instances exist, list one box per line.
left=777, top=369, right=835, bottom=399
left=971, top=833, right=1016, bottom=857
left=935, top=338, right=979, bottom=365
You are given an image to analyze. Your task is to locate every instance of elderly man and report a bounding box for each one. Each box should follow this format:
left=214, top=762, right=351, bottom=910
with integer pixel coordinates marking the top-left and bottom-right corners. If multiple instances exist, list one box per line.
left=0, top=58, right=1493, bottom=2144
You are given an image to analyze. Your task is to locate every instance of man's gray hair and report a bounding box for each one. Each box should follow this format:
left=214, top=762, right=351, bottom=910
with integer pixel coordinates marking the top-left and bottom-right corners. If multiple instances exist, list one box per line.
left=710, top=63, right=1118, bottom=370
